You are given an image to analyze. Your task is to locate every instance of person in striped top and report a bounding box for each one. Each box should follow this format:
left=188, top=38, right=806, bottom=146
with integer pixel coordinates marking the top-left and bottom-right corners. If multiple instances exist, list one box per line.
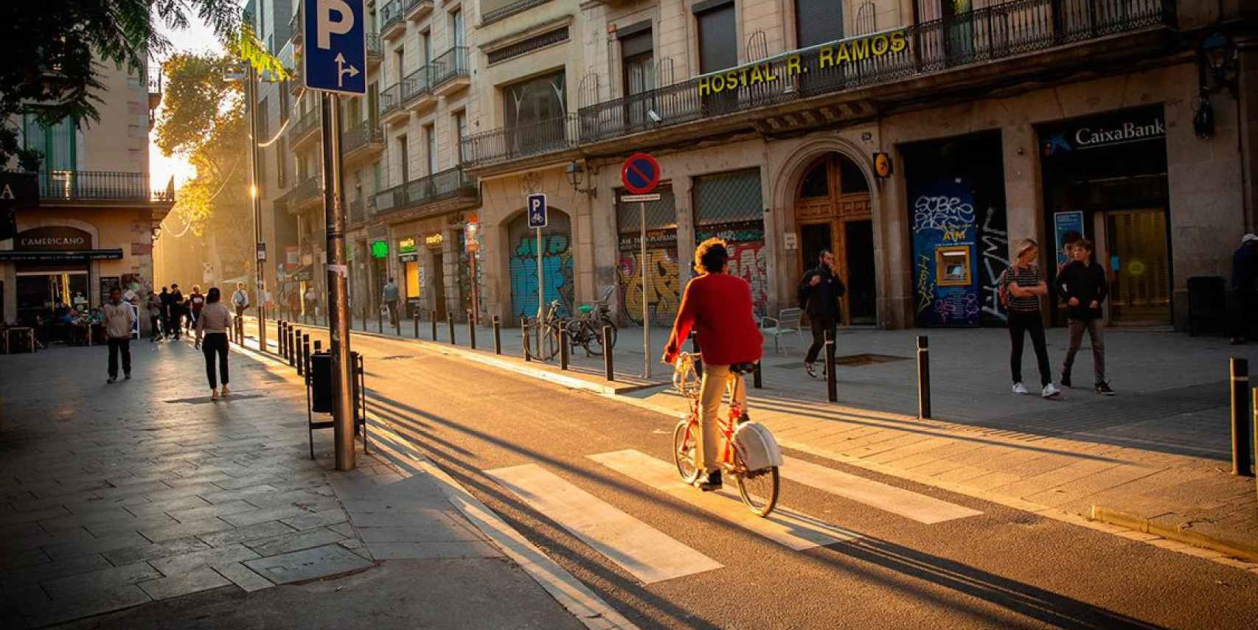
left=1000, top=239, right=1062, bottom=398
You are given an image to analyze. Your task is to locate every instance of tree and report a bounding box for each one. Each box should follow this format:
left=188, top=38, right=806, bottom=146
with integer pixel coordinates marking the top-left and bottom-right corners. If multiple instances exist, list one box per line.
left=0, top=1, right=284, bottom=170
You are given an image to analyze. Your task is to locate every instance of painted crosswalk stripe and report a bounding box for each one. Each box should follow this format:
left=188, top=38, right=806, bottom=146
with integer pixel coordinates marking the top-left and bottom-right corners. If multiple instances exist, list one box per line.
left=780, top=456, right=982, bottom=524
left=485, top=463, right=722, bottom=584
left=588, top=450, right=858, bottom=551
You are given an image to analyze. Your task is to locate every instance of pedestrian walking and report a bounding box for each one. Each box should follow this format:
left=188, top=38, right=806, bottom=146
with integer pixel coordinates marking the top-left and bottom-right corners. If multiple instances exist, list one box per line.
left=382, top=277, right=400, bottom=326
left=1231, top=233, right=1257, bottom=345
left=195, top=287, right=233, bottom=400
left=287, top=288, right=301, bottom=322
left=1056, top=238, right=1113, bottom=395
left=103, top=288, right=135, bottom=383
left=147, top=291, right=163, bottom=342
left=797, top=249, right=846, bottom=379
left=187, top=285, right=205, bottom=332
left=158, top=286, right=172, bottom=339
left=168, top=284, right=185, bottom=340
left=231, top=282, right=250, bottom=319
left=999, top=239, right=1061, bottom=398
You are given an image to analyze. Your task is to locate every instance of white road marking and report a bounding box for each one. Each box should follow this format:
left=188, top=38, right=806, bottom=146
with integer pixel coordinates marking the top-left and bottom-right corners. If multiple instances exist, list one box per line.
left=588, top=450, right=858, bottom=551
left=781, top=456, right=983, bottom=524
left=485, top=463, right=722, bottom=584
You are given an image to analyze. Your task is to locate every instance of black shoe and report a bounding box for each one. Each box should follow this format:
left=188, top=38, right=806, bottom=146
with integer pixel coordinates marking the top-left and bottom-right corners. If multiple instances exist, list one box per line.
left=1060, top=374, right=1072, bottom=388
left=695, top=470, right=722, bottom=492
left=107, top=377, right=115, bottom=384
left=804, top=363, right=817, bottom=379
left=1095, top=381, right=1115, bottom=396
left=124, top=373, right=131, bottom=380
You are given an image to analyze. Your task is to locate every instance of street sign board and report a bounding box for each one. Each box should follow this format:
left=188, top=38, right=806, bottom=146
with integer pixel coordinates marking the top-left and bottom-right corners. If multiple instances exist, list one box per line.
left=620, top=194, right=661, bottom=203
left=257, top=242, right=267, bottom=261
left=303, top=0, right=367, bottom=96
left=621, top=153, right=661, bottom=195
left=527, top=193, right=548, bottom=229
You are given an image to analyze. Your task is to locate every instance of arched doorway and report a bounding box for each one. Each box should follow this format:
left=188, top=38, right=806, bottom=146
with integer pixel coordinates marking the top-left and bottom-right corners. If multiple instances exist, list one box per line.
left=794, top=153, right=876, bottom=324
left=507, top=208, right=574, bottom=325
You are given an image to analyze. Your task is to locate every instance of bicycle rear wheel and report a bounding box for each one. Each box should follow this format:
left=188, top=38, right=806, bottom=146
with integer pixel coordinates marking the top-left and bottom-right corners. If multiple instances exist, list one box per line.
left=672, top=419, right=701, bottom=484
left=574, top=320, right=602, bottom=356
left=734, top=457, right=779, bottom=517
left=540, top=322, right=562, bottom=361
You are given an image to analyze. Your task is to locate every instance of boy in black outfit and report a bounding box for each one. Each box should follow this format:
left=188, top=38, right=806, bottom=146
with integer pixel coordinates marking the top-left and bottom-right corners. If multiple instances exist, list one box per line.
left=1056, top=239, right=1114, bottom=395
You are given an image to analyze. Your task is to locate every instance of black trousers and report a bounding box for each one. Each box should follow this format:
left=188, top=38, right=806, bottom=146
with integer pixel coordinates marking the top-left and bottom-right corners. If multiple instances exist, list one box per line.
left=202, top=333, right=229, bottom=389
left=1009, top=311, right=1052, bottom=386
left=150, top=315, right=161, bottom=339
left=805, top=315, right=837, bottom=364
left=107, top=337, right=131, bottom=378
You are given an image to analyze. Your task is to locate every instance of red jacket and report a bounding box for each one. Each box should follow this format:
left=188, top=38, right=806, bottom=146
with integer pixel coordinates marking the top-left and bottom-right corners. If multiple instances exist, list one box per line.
left=664, top=273, right=764, bottom=366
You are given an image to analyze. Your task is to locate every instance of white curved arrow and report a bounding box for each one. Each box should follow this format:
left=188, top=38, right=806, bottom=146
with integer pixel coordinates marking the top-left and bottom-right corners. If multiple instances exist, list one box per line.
left=335, top=53, right=359, bottom=87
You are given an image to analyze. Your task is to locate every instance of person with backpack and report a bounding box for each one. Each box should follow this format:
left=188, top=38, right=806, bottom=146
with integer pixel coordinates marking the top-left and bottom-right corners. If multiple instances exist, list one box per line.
left=798, top=249, right=846, bottom=379
left=1056, top=238, right=1113, bottom=395
left=999, top=239, right=1061, bottom=399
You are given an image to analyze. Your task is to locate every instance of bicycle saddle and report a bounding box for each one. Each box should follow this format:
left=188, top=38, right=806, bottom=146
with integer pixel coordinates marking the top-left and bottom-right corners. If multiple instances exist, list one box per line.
left=730, top=362, right=758, bottom=375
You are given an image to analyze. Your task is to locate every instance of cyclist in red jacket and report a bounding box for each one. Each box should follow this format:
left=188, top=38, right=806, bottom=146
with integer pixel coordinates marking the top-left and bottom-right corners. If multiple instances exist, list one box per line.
left=664, top=238, right=764, bottom=491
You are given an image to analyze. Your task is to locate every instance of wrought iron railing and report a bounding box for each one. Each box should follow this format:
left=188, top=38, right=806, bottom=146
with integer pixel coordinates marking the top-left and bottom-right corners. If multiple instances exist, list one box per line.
left=430, top=47, right=469, bottom=87
left=578, top=0, right=1173, bottom=143
left=289, top=6, right=301, bottom=40
left=380, top=82, right=403, bottom=118
left=374, top=167, right=477, bottom=214
left=349, top=196, right=377, bottom=223
left=482, top=0, right=552, bottom=25
left=277, top=177, right=321, bottom=213
left=38, top=171, right=175, bottom=203
left=401, top=66, right=432, bottom=103
left=342, top=119, right=385, bottom=156
left=380, top=1, right=405, bottom=33
left=367, top=33, right=383, bottom=58
left=461, top=114, right=579, bottom=168
left=403, top=0, right=430, bottom=18
left=289, top=108, right=321, bottom=143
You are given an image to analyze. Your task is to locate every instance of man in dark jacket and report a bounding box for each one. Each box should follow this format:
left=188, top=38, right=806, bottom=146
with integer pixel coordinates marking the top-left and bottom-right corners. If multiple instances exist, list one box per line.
left=1232, top=233, right=1258, bottom=345
left=798, top=250, right=846, bottom=378
left=1056, top=239, right=1113, bottom=395
left=168, top=284, right=185, bottom=340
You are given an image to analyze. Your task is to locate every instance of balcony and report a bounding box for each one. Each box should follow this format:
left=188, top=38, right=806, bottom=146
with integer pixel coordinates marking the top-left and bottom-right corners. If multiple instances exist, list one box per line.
left=577, top=0, right=1174, bottom=147
left=431, top=47, right=470, bottom=97
left=289, top=6, right=301, bottom=43
left=374, top=167, right=478, bottom=218
left=379, top=82, right=409, bottom=125
left=481, top=0, right=552, bottom=26
left=401, top=66, right=435, bottom=110
left=288, top=108, right=321, bottom=149
left=461, top=114, right=580, bottom=169
left=405, top=0, right=434, bottom=22
left=366, top=34, right=383, bottom=70
left=348, top=195, right=377, bottom=225
left=37, top=171, right=175, bottom=206
left=276, top=177, right=322, bottom=215
left=342, top=119, right=385, bottom=164
left=380, top=1, right=406, bottom=41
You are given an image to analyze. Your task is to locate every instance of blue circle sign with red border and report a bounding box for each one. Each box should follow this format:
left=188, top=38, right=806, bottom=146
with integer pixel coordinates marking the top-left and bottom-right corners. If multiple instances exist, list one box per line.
left=621, top=153, right=661, bottom=195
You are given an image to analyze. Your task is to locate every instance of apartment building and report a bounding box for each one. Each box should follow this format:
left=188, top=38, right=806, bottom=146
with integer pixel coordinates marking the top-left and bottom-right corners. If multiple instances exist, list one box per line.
left=1, top=54, right=172, bottom=333
left=461, top=0, right=1258, bottom=331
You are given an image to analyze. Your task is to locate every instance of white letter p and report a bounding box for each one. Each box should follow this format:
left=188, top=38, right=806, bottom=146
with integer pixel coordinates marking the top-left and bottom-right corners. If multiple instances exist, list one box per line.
left=316, top=0, right=354, bottom=50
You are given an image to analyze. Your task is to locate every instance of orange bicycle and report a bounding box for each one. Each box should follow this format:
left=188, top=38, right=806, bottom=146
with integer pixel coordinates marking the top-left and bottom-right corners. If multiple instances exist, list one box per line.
left=671, top=352, right=781, bottom=516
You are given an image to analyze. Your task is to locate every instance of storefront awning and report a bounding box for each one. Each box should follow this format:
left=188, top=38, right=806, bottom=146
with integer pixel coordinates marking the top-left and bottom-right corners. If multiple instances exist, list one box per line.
left=0, top=249, right=124, bottom=262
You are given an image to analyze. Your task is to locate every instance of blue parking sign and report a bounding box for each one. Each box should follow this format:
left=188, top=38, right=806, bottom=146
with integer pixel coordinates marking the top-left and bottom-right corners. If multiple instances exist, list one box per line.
left=527, top=194, right=548, bottom=229
left=303, top=0, right=367, bottom=95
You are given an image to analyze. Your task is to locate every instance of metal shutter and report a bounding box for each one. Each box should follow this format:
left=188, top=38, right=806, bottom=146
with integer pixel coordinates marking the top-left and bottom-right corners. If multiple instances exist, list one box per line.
left=796, top=0, right=845, bottom=48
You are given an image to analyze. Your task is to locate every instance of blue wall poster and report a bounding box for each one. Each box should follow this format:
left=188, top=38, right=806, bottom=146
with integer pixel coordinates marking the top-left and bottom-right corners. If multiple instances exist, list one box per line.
left=910, top=178, right=981, bottom=327
left=1053, top=210, right=1085, bottom=268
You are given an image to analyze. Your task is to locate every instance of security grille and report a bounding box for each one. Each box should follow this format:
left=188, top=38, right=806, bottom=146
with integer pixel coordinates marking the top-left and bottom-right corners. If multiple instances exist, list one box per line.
left=616, top=185, right=676, bottom=250
left=692, top=168, right=763, bottom=237
left=487, top=27, right=570, bottom=66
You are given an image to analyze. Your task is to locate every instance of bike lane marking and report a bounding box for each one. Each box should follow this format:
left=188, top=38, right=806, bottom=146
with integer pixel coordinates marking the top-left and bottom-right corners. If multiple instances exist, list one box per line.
left=485, top=463, right=723, bottom=584
left=588, top=450, right=859, bottom=551
left=780, top=456, right=983, bottom=524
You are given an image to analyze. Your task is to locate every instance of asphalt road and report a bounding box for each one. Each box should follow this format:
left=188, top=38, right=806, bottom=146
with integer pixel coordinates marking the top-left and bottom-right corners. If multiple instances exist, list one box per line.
left=267, top=324, right=1258, bottom=630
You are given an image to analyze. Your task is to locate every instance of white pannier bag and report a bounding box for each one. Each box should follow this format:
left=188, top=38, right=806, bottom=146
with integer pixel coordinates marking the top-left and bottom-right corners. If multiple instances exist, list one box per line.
left=732, top=422, right=783, bottom=472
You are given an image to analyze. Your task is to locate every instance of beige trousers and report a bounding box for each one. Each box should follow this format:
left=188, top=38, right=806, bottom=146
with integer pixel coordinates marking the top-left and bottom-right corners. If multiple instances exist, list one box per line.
left=697, top=364, right=747, bottom=474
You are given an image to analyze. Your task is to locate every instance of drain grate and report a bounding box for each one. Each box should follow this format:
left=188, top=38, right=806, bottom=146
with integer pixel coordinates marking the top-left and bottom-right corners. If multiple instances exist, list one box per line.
left=772, top=354, right=910, bottom=369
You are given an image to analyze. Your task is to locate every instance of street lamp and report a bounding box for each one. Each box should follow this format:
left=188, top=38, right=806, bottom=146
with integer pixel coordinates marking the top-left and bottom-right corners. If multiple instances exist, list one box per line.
left=464, top=217, right=481, bottom=325
left=565, top=160, right=598, bottom=198
left=1201, top=32, right=1239, bottom=96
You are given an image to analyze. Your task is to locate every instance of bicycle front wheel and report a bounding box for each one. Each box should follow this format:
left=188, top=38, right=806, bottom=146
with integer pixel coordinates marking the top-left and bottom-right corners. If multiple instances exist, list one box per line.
left=672, top=419, right=701, bottom=484
left=734, top=457, right=779, bottom=517
left=575, top=320, right=602, bottom=356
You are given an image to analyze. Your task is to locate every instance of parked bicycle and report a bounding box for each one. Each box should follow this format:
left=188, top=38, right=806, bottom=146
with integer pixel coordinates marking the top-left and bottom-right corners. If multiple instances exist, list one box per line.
left=670, top=351, right=781, bottom=516
left=566, top=288, right=617, bottom=356
left=523, top=300, right=565, bottom=361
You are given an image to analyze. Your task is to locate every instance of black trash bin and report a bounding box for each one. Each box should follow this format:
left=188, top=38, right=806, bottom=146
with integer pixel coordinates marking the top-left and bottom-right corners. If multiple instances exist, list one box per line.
left=310, top=350, right=361, bottom=418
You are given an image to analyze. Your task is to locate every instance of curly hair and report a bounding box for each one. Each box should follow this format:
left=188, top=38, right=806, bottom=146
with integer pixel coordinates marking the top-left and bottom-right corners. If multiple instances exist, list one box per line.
left=693, top=238, right=729, bottom=275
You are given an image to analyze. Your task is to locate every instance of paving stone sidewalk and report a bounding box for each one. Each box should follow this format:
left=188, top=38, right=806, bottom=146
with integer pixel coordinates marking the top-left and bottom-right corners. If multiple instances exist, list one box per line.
left=0, top=338, right=583, bottom=629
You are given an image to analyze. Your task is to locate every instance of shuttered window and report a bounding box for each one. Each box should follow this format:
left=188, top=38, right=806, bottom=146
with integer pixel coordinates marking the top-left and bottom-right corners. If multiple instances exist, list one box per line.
left=693, top=168, right=763, bottom=229
left=695, top=1, right=737, bottom=74
left=796, top=0, right=844, bottom=48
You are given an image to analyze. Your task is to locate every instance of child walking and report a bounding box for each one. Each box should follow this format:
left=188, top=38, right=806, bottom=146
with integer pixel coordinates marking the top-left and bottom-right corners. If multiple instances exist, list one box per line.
left=1056, top=238, right=1114, bottom=395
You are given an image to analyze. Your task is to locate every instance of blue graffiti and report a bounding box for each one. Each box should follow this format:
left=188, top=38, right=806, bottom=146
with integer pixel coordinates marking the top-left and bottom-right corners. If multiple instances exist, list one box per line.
left=510, top=234, right=573, bottom=320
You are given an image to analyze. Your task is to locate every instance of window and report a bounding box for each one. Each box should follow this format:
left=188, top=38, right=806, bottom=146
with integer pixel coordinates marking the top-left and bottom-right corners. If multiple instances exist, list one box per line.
left=695, top=1, right=737, bottom=73
left=504, top=70, right=565, bottom=129
left=394, top=47, right=405, bottom=83
left=23, top=114, right=76, bottom=178
left=397, top=135, right=409, bottom=183
left=368, top=82, right=379, bottom=123
left=373, top=161, right=383, bottom=193
left=454, top=111, right=467, bottom=163
left=276, top=137, right=287, bottom=188
left=424, top=124, right=436, bottom=175
left=796, top=0, right=844, bottom=48
left=620, top=27, right=654, bottom=98
left=279, top=84, right=290, bottom=124
left=422, top=31, right=432, bottom=66
left=451, top=10, right=465, bottom=48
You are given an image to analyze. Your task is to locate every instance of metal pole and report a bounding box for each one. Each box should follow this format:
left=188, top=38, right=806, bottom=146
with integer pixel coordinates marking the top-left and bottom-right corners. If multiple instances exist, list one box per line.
left=413, top=311, right=419, bottom=338
left=536, top=227, right=543, bottom=355
left=523, top=324, right=530, bottom=362
left=431, top=310, right=437, bottom=340
left=753, top=361, right=762, bottom=389
left=560, top=327, right=569, bottom=370
left=470, top=248, right=479, bottom=326
left=288, top=326, right=296, bottom=367
left=493, top=315, right=502, bottom=355
left=468, top=311, right=476, bottom=349
left=394, top=307, right=401, bottom=336
left=825, top=328, right=837, bottom=403
left=603, top=325, right=615, bottom=381
left=1232, top=358, right=1252, bottom=476
left=448, top=314, right=456, bottom=345
left=321, top=93, right=354, bottom=472
left=917, top=335, right=932, bottom=420
left=279, top=321, right=286, bottom=359
left=246, top=66, right=268, bottom=356
left=302, top=334, right=311, bottom=380
left=640, top=201, right=650, bottom=378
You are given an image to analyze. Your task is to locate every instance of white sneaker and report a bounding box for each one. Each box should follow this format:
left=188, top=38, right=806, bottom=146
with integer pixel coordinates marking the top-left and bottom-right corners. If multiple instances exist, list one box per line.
left=1012, top=382, right=1028, bottom=395
left=1042, top=383, right=1062, bottom=398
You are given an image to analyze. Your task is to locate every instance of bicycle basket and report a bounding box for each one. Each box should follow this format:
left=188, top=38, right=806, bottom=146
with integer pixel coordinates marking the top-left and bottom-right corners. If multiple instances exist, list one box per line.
left=733, top=422, right=783, bottom=472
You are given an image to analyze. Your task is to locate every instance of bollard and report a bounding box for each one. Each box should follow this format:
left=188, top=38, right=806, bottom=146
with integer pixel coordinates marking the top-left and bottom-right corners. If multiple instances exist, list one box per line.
left=523, top=324, right=531, bottom=362
left=279, top=321, right=287, bottom=359
left=1232, top=358, right=1253, bottom=476
left=825, top=329, right=837, bottom=403
left=603, top=325, right=615, bottom=381
left=288, top=327, right=297, bottom=368
left=377, top=307, right=383, bottom=334
left=308, top=339, right=318, bottom=382
left=413, top=312, right=420, bottom=338
left=395, top=310, right=401, bottom=337
left=431, top=310, right=438, bottom=341
left=917, top=335, right=932, bottom=420
left=448, top=316, right=456, bottom=346
left=753, top=361, right=763, bottom=389
left=1253, top=388, right=1258, bottom=496
left=492, top=316, right=502, bottom=355
left=300, top=334, right=310, bottom=378
left=560, top=327, right=569, bottom=370
left=468, top=312, right=477, bottom=350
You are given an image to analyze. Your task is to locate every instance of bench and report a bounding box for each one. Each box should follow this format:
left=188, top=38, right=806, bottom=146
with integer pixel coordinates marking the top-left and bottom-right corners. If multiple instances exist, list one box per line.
left=761, top=308, right=803, bottom=354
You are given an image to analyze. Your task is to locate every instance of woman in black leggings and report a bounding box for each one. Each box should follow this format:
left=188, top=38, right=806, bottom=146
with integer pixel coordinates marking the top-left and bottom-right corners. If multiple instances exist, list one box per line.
left=195, top=288, right=233, bottom=400
left=1001, top=239, right=1061, bottom=399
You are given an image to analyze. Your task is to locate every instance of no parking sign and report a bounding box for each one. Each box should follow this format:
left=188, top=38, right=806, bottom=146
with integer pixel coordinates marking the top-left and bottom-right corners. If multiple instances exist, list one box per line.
left=621, top=153, right=661, bottom=195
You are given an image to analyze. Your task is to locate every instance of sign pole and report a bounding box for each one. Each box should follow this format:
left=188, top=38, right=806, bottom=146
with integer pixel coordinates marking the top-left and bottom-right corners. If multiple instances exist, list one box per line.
left=536, top=226, right=543, bottom=350
left=321, top=92, right=355, bottom=471
left=641, top=201, right=650, bottom=378
left=246, top=65, right=267, bottom=355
